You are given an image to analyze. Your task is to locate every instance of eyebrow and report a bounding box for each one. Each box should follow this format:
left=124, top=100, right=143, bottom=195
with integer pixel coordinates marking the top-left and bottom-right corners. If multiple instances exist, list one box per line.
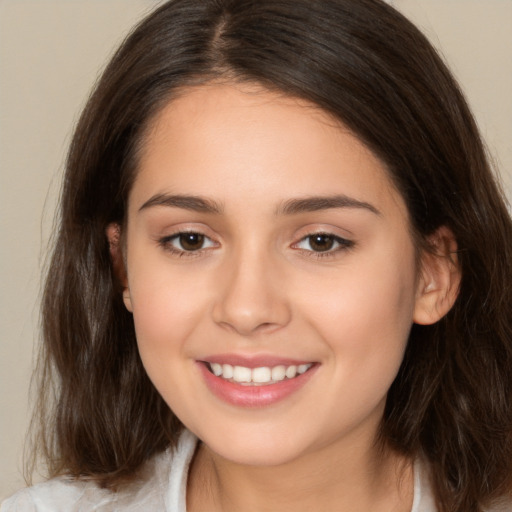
left=139, top=194, right=223, bottom=214
left=138, top=193, right=380, bottom=216
left=277, top=195, right=381, bottom=216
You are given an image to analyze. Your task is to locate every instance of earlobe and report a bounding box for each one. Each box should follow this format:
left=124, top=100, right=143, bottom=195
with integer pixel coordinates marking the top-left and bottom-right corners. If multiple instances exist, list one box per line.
left=123, top=288, right=133, bottom=312
left=413, top=226, right=461, bottom=325
left=106, top=223, right=132, bottom=312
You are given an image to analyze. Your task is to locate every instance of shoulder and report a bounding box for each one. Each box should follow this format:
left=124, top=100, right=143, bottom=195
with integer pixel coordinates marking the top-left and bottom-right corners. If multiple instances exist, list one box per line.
left=412, top=459, right=437, bottom=512
left=1, top=476, right=111, bottom=512
left=1, top=460, right=170, bottom=512
left=1, top=430, right=198, bottom=512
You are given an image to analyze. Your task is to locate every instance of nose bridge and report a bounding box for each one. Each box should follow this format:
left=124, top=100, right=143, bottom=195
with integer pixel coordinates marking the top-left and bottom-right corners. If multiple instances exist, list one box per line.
left=213, top=241, right=290, bottom=335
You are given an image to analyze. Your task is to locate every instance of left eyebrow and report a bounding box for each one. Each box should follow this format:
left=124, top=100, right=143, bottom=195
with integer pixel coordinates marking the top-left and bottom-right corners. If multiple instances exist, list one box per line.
left=138, top=194, right=223, bottom=214
left=276, top=195, right=381, bottom=216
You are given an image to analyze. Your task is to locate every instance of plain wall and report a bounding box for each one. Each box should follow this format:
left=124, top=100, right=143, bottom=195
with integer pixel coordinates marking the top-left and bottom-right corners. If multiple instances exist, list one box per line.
left=0, top=0, right=510, bottom=500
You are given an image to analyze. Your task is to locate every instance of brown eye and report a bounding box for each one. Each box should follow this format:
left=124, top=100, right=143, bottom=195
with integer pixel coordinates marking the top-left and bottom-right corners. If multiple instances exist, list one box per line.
left=178, top=232, right=205, bottom=251
left=159, top=231, right=216, bottom=256
left=294, top=232, right=354, bottom=255
left=308, top=234, right=335, bottom=252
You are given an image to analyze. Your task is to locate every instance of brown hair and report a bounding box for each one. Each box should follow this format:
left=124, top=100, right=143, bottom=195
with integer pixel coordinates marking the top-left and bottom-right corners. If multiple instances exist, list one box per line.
left=34, top=1, right=512, bottom=510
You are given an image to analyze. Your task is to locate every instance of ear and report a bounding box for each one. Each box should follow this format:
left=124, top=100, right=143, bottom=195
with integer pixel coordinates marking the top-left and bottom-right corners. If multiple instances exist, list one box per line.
left=413, top=226, right=461, bottom=325
left=106, top=223, right=132, bottom=312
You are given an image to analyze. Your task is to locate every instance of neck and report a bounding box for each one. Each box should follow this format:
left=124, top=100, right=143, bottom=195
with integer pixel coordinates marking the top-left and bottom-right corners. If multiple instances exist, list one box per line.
left=187, top=433, right=414, bottom=512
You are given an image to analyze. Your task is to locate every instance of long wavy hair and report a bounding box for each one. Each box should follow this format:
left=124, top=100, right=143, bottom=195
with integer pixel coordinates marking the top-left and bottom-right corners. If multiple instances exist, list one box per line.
left=33, top=1, right=512, bottom=510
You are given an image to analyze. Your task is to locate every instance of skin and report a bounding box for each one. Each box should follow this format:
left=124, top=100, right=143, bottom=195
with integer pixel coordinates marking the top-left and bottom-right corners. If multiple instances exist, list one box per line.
left=113, top=83, right=459, bottom=512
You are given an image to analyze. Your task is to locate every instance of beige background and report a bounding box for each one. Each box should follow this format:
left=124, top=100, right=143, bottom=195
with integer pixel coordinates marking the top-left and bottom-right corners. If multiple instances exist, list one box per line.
left=0, top=0, right=510, bottom=500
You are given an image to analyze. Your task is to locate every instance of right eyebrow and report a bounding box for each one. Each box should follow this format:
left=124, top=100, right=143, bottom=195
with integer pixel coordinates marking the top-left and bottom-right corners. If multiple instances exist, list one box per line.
left=138, top=194, right=223, bottom=214
left=276, top=194, right=381, bottom=216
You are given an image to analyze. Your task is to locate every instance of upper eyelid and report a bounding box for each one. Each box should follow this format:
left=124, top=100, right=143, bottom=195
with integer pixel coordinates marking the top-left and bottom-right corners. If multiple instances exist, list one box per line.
left=293, top=233, right=353, bottom=247
left=158, top=229, right=351, bottom=241
left=293, top=226, right=353, bottom=241
left=158, top=231, right=218, bottom=257
left=156, top=227, right=354, bottom=250
left=157, top=225, right=217, bottom=241
left=163, top=228, right=211, bottom=237
left=160, top=230, right=217, bottom=244
left=293, top=222, right=354, bottom=238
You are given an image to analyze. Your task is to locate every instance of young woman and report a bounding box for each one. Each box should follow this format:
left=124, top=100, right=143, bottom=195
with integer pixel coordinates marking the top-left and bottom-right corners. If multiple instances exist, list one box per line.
left=2, top=1, right=512, bottom=511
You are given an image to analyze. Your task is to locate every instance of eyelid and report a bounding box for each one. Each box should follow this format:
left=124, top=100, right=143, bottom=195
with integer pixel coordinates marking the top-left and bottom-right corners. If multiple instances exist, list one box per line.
left=157, top=229, right=219, bottom=257
left=154, top=225, right=354, bottom=259
left=291, top=231, right=355, bottom=258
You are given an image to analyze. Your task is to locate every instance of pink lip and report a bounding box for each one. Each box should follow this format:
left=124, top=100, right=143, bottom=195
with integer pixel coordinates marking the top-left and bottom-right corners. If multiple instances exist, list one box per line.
left=197, top=360, right=318, bottom=408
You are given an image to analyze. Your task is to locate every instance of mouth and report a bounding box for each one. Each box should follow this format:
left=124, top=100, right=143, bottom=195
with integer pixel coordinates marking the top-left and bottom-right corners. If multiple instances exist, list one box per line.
left=206, top=362, right=314, bottom=386
left=197, top=357, right=318, bottom=407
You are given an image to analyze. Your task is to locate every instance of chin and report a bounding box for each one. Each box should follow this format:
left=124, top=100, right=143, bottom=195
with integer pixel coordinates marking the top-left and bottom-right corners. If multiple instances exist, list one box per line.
left=195, top=423, right=316, bottom=468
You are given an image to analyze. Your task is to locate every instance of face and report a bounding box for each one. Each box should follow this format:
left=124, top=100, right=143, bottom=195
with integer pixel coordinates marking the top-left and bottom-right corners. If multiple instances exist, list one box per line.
left=122, top=83, right=423, bottom=467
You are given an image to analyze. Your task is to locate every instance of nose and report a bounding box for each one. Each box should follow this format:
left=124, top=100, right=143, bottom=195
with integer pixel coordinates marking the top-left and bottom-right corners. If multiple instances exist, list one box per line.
left=212, top=247, right=292, bottom=336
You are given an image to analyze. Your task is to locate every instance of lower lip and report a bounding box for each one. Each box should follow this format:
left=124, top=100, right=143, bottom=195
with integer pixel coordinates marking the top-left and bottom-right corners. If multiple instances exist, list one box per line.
left=197, top=362, right=318, bottom=408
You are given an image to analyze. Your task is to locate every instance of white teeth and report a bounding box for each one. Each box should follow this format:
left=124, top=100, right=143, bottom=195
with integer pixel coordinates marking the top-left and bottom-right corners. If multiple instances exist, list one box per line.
left=271, top=365, right=286, bottom=382
left=208, top=362, right=313, bottom=385
left=285, top=365, right=297, bottom=379
left=297, top=364, right=311, bottom=374
left=222, top=364, right=234, bottom=379
left=252, top=367, right=272, bottom=383
left=211, top=363, right=222, bottom=376
left=233, top=366, right=252, bottom=383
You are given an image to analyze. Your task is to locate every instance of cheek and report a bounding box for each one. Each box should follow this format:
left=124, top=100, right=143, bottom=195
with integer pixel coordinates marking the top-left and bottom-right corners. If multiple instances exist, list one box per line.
left=304, top=250, right=415, bottom=324
left=126, top=254, right=214, bottom=369
left=298, top=246, right=417, bottom=379
left=127, top=269, right=213, bottom=413
left=297, top=259, right=417, bottom=436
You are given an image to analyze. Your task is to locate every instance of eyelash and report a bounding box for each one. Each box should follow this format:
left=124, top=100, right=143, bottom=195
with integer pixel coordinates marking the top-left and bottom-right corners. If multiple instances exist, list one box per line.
left=293, top=232, right=355, bottom=259
left=158, top=231, right=217, bottom=258
left=158, top=231, right=354, bottom=259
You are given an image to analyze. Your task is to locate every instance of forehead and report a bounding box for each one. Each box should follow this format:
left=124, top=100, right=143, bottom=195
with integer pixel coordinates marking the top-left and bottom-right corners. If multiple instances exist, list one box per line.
left=131, top=82, right=407, bottom=219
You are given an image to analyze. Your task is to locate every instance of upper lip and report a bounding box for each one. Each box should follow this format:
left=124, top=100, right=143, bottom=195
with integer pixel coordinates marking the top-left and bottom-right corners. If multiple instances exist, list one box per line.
left=199, top=353, right=316, bottom=368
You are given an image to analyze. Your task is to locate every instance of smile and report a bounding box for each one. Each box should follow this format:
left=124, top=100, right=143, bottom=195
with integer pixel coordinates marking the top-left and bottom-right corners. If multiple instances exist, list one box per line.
left=198, top=359, right=318, bottom=407
left=208, top=362, right=313, bottom=386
